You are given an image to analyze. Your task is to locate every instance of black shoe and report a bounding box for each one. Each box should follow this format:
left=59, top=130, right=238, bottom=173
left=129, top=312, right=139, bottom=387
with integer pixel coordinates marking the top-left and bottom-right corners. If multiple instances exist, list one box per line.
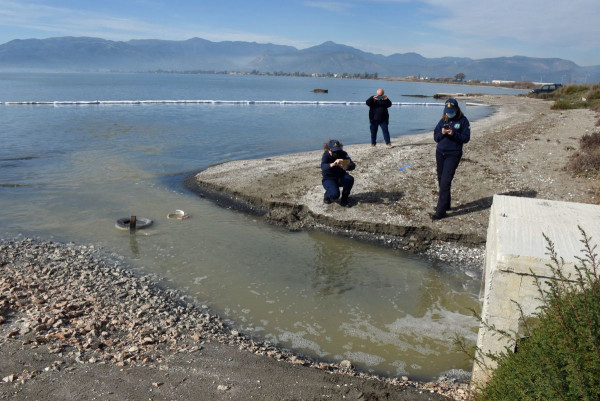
left=433, top=206, right=451, bottom=212
left=324, top=194, right=332, bottom=204
left=430, top=212, right=446, bottom=220
left=340, top=196, right=349, bottom=207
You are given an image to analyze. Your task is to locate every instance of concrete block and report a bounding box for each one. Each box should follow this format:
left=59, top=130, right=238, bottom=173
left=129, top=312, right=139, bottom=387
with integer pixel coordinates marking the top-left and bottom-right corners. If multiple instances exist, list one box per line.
left=473, top=195, right=600, bottom=387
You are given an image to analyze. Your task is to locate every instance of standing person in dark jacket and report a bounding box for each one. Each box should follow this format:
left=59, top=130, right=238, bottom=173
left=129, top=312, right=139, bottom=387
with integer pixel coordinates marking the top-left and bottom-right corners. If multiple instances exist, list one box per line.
left=321, top=139, right=356, bottom=207
left=431, top=98, right=470, bottom=220
left=366, top=89, right=393, bottom=148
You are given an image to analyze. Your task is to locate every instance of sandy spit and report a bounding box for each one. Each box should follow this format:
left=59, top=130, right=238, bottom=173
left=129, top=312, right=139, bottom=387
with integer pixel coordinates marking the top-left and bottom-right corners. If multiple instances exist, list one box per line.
left=192, top=94, right=599, bottom=255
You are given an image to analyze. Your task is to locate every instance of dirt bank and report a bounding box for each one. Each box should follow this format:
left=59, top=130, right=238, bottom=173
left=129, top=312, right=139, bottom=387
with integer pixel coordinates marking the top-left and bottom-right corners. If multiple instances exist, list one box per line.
left=192, top=94, right=599, bottom=251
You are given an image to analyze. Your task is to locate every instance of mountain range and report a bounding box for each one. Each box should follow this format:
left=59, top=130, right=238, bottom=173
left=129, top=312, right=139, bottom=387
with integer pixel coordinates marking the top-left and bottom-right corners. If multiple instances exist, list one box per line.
left=1, top=36, right=599, bottom=83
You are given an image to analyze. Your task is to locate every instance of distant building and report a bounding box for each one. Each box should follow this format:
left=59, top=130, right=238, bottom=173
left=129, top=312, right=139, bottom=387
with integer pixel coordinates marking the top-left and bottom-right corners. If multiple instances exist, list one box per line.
left=492, top=80, right=516, bottom=84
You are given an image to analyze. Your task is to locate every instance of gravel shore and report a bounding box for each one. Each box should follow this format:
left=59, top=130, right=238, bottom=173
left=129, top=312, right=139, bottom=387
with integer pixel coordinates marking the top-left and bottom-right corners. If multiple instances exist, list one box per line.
left=1, top=238, right=467, bottom=400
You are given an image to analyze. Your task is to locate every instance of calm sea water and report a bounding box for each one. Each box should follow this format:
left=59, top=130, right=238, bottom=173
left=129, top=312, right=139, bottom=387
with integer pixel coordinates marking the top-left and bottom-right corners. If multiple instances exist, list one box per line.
left=0, top=73, right=525, bottom=379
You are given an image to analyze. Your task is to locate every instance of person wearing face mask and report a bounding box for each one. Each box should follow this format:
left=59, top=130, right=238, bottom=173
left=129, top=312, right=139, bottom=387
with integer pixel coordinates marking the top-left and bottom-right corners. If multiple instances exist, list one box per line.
left=321, top=139, right=356, bottom=207
left=431, top=98, right=470, bottom=220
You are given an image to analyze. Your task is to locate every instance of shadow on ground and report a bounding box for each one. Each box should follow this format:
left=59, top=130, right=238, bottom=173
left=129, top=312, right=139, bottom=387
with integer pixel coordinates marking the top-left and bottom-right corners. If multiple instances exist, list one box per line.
left=449, top=190, right=538, bottom=217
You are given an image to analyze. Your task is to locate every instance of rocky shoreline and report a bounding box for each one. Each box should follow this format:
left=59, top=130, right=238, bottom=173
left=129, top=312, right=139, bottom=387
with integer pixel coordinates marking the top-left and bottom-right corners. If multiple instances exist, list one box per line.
left=1, top=237, right=468, bottom=400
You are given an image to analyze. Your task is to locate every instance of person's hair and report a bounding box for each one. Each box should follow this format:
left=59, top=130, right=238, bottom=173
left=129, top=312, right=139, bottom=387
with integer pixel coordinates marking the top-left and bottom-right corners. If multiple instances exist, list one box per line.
left=323, top=139, right=343, bottom=151
left=443, top=104, right=463, bottom=122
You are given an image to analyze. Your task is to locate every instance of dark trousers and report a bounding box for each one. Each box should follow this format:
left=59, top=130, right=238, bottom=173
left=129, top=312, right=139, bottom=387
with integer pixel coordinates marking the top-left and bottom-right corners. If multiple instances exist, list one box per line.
left=323, top=174, right=354, bottom=200
left=435, top=149, right=462, bottom=215
left=370, top=121, right=391, bottom=145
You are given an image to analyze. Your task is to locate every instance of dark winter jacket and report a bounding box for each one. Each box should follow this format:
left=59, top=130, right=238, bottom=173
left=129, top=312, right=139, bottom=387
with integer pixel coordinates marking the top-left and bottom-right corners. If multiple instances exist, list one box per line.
left=366, top=96, right=392, bottom=123
left=321, top=150, right=356, bottom=181
left=433, top=115, right=470, bottom=153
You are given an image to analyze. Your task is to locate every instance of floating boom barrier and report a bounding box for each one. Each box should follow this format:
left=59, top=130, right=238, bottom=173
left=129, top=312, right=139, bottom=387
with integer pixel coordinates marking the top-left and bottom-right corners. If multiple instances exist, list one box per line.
left=1, top=99, right=489, bottom=107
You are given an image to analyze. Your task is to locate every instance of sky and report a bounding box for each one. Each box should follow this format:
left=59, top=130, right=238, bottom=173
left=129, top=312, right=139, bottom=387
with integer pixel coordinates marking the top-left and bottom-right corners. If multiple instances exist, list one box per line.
left=0, top=0, right=599, bottom=66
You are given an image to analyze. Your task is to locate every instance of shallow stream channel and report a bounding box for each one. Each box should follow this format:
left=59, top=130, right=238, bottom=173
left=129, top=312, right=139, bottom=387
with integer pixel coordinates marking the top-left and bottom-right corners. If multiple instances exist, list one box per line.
left=0, top=73, right=517, bottom=380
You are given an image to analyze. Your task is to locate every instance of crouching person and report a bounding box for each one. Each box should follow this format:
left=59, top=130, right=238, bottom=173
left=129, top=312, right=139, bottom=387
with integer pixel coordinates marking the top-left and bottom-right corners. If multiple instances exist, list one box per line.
left=321, top=139, right=356, bottom=207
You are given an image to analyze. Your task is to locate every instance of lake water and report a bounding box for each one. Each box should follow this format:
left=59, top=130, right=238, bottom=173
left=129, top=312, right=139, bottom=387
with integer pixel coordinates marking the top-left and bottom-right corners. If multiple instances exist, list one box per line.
left=0, top=73, right=525, bottom=380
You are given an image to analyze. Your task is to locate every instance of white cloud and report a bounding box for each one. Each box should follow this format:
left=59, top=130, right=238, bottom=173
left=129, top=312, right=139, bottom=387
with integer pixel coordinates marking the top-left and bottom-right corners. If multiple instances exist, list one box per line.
left=422, top=0, right=600, bottom=52
left=0, top=0, right=313, bottom=49
left=302, top=1, right=355, bottom=13
left=0, top=0, right=164, bottom=39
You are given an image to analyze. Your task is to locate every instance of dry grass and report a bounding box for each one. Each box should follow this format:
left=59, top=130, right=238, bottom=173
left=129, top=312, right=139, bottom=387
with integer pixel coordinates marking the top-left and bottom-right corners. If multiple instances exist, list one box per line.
left=588, top=89, right=600, bottom=100
left=567, top=132, right=600, bottom=178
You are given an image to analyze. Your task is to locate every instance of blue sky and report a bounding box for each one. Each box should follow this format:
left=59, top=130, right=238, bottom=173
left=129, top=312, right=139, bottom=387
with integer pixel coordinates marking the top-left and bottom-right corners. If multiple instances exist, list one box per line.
left=0, top=0, right=599, bottom=66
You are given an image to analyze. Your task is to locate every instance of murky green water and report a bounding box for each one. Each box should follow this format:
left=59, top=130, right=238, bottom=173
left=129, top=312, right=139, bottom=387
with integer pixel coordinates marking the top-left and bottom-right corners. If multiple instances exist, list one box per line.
left=0, top=73, right=493, bottom=379
left=2, top=175, right=480, bottom=379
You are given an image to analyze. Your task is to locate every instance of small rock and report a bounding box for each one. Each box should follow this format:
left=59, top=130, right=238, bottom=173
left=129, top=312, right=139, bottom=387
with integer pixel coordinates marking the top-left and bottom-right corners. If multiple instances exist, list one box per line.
left=3, top=374, right=16, bottom=383
left=340, top=360, right=352, bottom=369
left=152, top=382, right=163, bottom=388
left=217, top=385, right=230, bottom=391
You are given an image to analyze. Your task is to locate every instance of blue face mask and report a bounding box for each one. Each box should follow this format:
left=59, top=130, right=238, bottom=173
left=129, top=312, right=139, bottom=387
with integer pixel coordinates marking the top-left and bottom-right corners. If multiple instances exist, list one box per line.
left=446, top=110, right=456, bottom=119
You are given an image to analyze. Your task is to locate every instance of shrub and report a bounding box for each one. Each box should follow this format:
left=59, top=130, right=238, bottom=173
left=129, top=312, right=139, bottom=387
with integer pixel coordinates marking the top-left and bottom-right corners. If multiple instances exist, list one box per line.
left=559, top=84, right=589, bottom=95
left=586, top=89, right=600, bottom=101
left=551, top=100, right=586, bottom=110
left=567, top=132, right=600, bottom=178
left=473, top=230, right=600, bottom=400
left=580, top=132, right=600, bottom=148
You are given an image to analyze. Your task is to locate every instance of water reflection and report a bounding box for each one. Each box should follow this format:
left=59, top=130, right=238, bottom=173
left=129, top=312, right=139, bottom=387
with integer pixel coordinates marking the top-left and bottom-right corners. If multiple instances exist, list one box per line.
left=310, top=231, right=356, bottom=296
left=129, top=234, right=140, bottom=259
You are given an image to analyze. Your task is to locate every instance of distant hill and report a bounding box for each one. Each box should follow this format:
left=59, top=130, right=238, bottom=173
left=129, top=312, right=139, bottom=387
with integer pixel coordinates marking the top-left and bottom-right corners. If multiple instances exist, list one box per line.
left=1, top=36, right=599, bottom=83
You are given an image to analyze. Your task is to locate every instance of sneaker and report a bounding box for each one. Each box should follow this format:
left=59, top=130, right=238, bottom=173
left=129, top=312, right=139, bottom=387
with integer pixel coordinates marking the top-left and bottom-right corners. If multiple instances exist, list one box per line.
left=371, top=144, right=376, bottom=148
left=386, top=143, right=392, bottom=149
left=340, top=196, right=349, bottom=207
left=323, top=194, right=332, bottom=204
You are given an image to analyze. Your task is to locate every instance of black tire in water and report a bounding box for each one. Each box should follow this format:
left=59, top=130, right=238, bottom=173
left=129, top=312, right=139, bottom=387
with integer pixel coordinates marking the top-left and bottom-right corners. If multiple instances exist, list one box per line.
left=115, top=217, right=153, bottom=230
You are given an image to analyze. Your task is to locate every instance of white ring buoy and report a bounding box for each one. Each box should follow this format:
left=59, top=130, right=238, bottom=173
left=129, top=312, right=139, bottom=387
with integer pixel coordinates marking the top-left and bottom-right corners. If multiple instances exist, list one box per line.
left=115, top=217, right=153, bottom=230
left=167, top=210, right=189, bottom=220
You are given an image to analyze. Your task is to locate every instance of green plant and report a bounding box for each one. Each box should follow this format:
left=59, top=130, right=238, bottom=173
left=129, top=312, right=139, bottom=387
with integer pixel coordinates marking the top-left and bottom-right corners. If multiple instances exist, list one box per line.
left=558, top=84, right=589, bottom=96
left=461, top=229, right=600, bottom=400
left=551, top=100, right=589, bottom=110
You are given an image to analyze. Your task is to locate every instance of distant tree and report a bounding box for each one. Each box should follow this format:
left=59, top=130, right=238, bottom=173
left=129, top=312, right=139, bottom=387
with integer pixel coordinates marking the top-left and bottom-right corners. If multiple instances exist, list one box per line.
left=455, top=73, right=466, bottom=82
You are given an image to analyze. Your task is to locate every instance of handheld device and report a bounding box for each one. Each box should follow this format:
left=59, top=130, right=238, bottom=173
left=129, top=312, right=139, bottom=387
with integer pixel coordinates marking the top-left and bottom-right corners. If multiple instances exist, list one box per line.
left=339, top=159, right=350, bottom=167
